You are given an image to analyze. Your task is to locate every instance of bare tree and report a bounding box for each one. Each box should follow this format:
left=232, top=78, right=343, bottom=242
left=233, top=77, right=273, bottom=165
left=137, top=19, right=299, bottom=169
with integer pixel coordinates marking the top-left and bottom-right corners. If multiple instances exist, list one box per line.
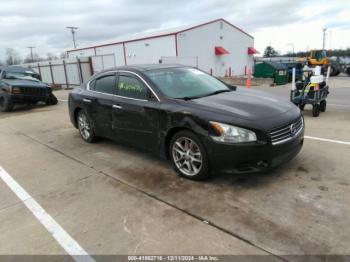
left=6, top=48, right=22, bottom=65
left=23, top=56, right=33, bottom=63
left=60, top=52, right=68, bottom=59
left=23, top=53, right=45, bottom=63
left=46, top=52, right=59, bottom=61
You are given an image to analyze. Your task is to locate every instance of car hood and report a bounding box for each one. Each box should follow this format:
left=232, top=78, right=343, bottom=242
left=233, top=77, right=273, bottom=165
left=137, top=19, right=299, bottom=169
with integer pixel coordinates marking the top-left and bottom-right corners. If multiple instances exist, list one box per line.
left=190, top=88, right=295, bottom=121
left=2, top=79, right=48, bottom=88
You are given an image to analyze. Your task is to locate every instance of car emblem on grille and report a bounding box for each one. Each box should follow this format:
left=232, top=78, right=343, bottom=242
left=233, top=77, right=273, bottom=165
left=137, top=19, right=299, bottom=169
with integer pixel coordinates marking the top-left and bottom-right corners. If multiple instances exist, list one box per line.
left=290, top=123, right=296, bottom=135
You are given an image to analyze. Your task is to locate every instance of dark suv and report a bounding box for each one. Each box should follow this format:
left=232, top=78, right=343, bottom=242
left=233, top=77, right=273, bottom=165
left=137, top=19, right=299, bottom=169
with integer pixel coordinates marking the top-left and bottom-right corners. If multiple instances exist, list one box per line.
left=0, top=66, right=57, bottom=112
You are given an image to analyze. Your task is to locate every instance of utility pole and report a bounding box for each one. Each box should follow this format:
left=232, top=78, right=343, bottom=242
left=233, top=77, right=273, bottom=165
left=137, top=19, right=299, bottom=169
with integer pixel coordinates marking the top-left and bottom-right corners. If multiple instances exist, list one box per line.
left=287, top=43, right=295, bottom=56
left=66, top=26, right=78, bottom=49
left=322, top=28, right=327, bottom=50
left=27, top=46, right=35, bottom=62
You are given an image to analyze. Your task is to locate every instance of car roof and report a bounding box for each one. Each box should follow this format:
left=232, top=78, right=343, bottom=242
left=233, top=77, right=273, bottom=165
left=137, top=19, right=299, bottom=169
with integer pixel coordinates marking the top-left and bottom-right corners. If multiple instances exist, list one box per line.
left=98, top=64, right=190, bottom=74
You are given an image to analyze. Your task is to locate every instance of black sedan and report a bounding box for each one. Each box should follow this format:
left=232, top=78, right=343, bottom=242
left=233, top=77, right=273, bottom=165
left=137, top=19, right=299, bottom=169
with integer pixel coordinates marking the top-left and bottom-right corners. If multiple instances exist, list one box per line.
left=0, top=66, right=57, bottom=112
left=68, top=64, right=304, bottom=180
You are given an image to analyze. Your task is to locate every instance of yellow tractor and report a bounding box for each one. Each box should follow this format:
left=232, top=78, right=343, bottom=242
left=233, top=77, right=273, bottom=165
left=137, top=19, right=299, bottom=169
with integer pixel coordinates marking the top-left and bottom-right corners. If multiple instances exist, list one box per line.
left=297, top=49, right=340, bottom=76
left=307, top=49, right=329, bottom=66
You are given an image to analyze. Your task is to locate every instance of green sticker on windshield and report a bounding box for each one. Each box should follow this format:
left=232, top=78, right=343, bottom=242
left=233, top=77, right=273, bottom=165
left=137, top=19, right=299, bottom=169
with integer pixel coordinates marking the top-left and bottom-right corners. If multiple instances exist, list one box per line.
left=118, top=82, right=143, bottom=93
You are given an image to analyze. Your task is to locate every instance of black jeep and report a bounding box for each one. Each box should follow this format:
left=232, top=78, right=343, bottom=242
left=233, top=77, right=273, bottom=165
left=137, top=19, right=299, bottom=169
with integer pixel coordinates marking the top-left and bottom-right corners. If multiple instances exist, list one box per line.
left=0, top=66, right=57, bottom=112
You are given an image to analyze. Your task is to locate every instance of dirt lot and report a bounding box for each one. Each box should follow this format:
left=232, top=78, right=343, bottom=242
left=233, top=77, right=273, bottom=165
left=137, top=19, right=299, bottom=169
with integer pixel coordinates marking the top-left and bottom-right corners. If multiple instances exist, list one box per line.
left=0, top=76, right=349, bottom=261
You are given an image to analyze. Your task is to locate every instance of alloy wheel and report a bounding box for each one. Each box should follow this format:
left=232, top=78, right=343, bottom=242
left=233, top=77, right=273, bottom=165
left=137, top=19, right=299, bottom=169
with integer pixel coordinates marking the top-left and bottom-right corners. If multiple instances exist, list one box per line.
left=172, top=137, right=202, bottom=176
left=78, top=112, right=91, bottom=140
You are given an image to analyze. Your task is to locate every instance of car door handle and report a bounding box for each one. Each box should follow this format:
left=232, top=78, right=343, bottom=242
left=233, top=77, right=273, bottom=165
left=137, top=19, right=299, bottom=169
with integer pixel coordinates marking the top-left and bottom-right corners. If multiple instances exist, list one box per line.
left=113, top=104, right=123, bottom=110
left=83, top=98, right=92, bottom=103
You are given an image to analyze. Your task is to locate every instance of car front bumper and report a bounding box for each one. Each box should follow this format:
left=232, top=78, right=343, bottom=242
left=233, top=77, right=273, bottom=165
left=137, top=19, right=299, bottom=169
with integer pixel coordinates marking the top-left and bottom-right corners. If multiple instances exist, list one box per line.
left=205, top=128, right=304, bottom=173
left=10, top=93, right=50, bottom=103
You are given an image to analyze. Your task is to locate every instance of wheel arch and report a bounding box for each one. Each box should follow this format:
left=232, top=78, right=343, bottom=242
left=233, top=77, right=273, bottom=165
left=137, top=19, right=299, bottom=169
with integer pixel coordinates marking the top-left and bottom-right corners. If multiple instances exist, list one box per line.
left=73, top=107, right=83, bottom=128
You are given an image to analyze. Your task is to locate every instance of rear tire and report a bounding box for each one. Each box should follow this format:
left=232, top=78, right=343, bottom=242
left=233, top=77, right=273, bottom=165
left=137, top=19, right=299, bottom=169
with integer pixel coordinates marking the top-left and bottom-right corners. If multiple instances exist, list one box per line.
left=320, top=100, right=327, bottom=112
left=346, top=67, right=350, bottom=76
left=312, top=104, right=321, bottom=117
left=77, top=110, right=97, bottom=143
left=299, top=104, right=305, bottom=111
left=169, top=130, right=210, bottom=180
left=0, top=93, right=14, bottom=112
left=46, top=93, right=58, bottom=105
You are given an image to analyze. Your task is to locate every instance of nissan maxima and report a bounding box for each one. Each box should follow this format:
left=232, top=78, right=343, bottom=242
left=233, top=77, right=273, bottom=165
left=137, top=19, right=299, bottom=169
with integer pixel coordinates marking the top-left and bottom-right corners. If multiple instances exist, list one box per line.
left=68, top=64, right=304, bottom=180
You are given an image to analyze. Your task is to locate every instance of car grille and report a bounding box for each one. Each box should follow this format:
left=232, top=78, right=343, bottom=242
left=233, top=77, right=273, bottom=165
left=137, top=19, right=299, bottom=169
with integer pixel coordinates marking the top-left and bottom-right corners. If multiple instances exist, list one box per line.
left=18, top=87, right=48, bottom=97
left=269, top=117, right=303, bottom=145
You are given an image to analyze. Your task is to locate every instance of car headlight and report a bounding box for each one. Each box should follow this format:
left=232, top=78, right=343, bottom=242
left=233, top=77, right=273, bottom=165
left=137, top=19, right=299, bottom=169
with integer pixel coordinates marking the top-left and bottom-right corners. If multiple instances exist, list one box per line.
left=209, top=121, right=257, bottom=143
left=11, top=87, right=21, bottom=94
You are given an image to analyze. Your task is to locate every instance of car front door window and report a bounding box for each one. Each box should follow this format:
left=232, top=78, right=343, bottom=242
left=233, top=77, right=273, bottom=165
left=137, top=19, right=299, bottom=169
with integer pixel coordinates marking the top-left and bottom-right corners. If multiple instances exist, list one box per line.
left=117, top=75, right=149, bottom=100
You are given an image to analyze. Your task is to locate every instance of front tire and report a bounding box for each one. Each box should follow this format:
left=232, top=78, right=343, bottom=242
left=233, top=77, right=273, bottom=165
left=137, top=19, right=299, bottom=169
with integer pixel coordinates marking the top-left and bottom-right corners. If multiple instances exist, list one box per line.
left=0, top=93, right=14, bottom=112
left=77, top=110, right=96, bottom=143
left=312, top=104, right=321, bottom=117
left=169, top=130, right=210, bottom=180
left=46, top=93, right=58, bottom=105
left=320, top=100, right=327, bottom=112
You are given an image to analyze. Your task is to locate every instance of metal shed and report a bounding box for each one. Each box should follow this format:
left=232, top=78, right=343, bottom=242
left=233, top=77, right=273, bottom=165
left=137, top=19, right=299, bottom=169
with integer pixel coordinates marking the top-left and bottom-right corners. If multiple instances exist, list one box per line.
left=66, top=18, right=257, bottom=77
left=254, top=61, right=288, bottom=85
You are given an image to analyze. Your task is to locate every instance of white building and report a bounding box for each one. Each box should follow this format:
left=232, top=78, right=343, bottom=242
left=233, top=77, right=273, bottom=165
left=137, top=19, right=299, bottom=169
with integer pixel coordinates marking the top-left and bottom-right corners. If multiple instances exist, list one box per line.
left=67, top=18, right=258, bottom=76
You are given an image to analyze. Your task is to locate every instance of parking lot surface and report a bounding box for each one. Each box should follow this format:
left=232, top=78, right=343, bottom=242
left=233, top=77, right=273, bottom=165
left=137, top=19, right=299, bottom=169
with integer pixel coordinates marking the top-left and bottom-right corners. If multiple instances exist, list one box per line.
left=0, top=76, right=349, bottom=260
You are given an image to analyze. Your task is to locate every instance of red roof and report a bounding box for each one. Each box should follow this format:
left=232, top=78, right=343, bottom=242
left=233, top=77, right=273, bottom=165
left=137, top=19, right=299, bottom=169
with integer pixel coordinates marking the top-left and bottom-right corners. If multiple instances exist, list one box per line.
left=215, top=46, right=230, bottom=55
left=248, top=47, right=259, bottom=55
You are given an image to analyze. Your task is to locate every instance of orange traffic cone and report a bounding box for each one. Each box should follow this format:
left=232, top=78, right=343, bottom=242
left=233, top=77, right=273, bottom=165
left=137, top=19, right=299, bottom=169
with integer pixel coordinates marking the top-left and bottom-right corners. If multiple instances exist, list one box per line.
left=246, top=68, right=251, bottom=88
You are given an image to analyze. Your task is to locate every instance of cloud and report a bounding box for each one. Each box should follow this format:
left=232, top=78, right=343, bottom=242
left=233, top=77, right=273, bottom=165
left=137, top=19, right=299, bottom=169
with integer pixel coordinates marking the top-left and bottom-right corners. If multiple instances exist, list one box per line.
left=0, top=0, right=349, bottom=62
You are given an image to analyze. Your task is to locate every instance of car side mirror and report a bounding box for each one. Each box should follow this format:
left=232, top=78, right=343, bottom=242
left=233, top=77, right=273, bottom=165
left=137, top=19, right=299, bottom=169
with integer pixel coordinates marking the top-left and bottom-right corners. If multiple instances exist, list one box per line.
left=226, top=84, right=237, bottom=91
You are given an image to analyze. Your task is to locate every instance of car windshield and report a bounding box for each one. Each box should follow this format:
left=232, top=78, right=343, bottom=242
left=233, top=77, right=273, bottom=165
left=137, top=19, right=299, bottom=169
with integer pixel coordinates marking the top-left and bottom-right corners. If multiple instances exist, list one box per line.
left=144, top=67, right=231, bottom=99
left=5, top=70, right=40, bottom=81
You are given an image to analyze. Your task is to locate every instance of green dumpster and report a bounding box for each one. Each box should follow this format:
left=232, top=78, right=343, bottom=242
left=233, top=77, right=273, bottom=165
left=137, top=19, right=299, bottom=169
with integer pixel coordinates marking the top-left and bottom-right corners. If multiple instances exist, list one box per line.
left=254, top=61, right=288, bottom=85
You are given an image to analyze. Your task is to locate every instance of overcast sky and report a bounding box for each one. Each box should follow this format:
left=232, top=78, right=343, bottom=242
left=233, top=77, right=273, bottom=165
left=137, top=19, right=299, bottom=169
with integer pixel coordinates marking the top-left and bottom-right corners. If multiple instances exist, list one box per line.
left=1, top=0, right=349, bottom=61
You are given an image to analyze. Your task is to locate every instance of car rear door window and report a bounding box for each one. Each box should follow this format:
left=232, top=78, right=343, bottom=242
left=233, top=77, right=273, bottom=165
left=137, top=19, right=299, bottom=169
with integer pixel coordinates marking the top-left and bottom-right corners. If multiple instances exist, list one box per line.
left=93, top=75, right=116, bottom=95
left=117, top=75, right=148, bottom=100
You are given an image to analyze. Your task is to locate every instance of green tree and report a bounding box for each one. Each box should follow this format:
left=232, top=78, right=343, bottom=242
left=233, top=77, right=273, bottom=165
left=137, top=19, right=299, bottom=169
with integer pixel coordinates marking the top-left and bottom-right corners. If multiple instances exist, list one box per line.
left=263, top=46, right=279, bottom=57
